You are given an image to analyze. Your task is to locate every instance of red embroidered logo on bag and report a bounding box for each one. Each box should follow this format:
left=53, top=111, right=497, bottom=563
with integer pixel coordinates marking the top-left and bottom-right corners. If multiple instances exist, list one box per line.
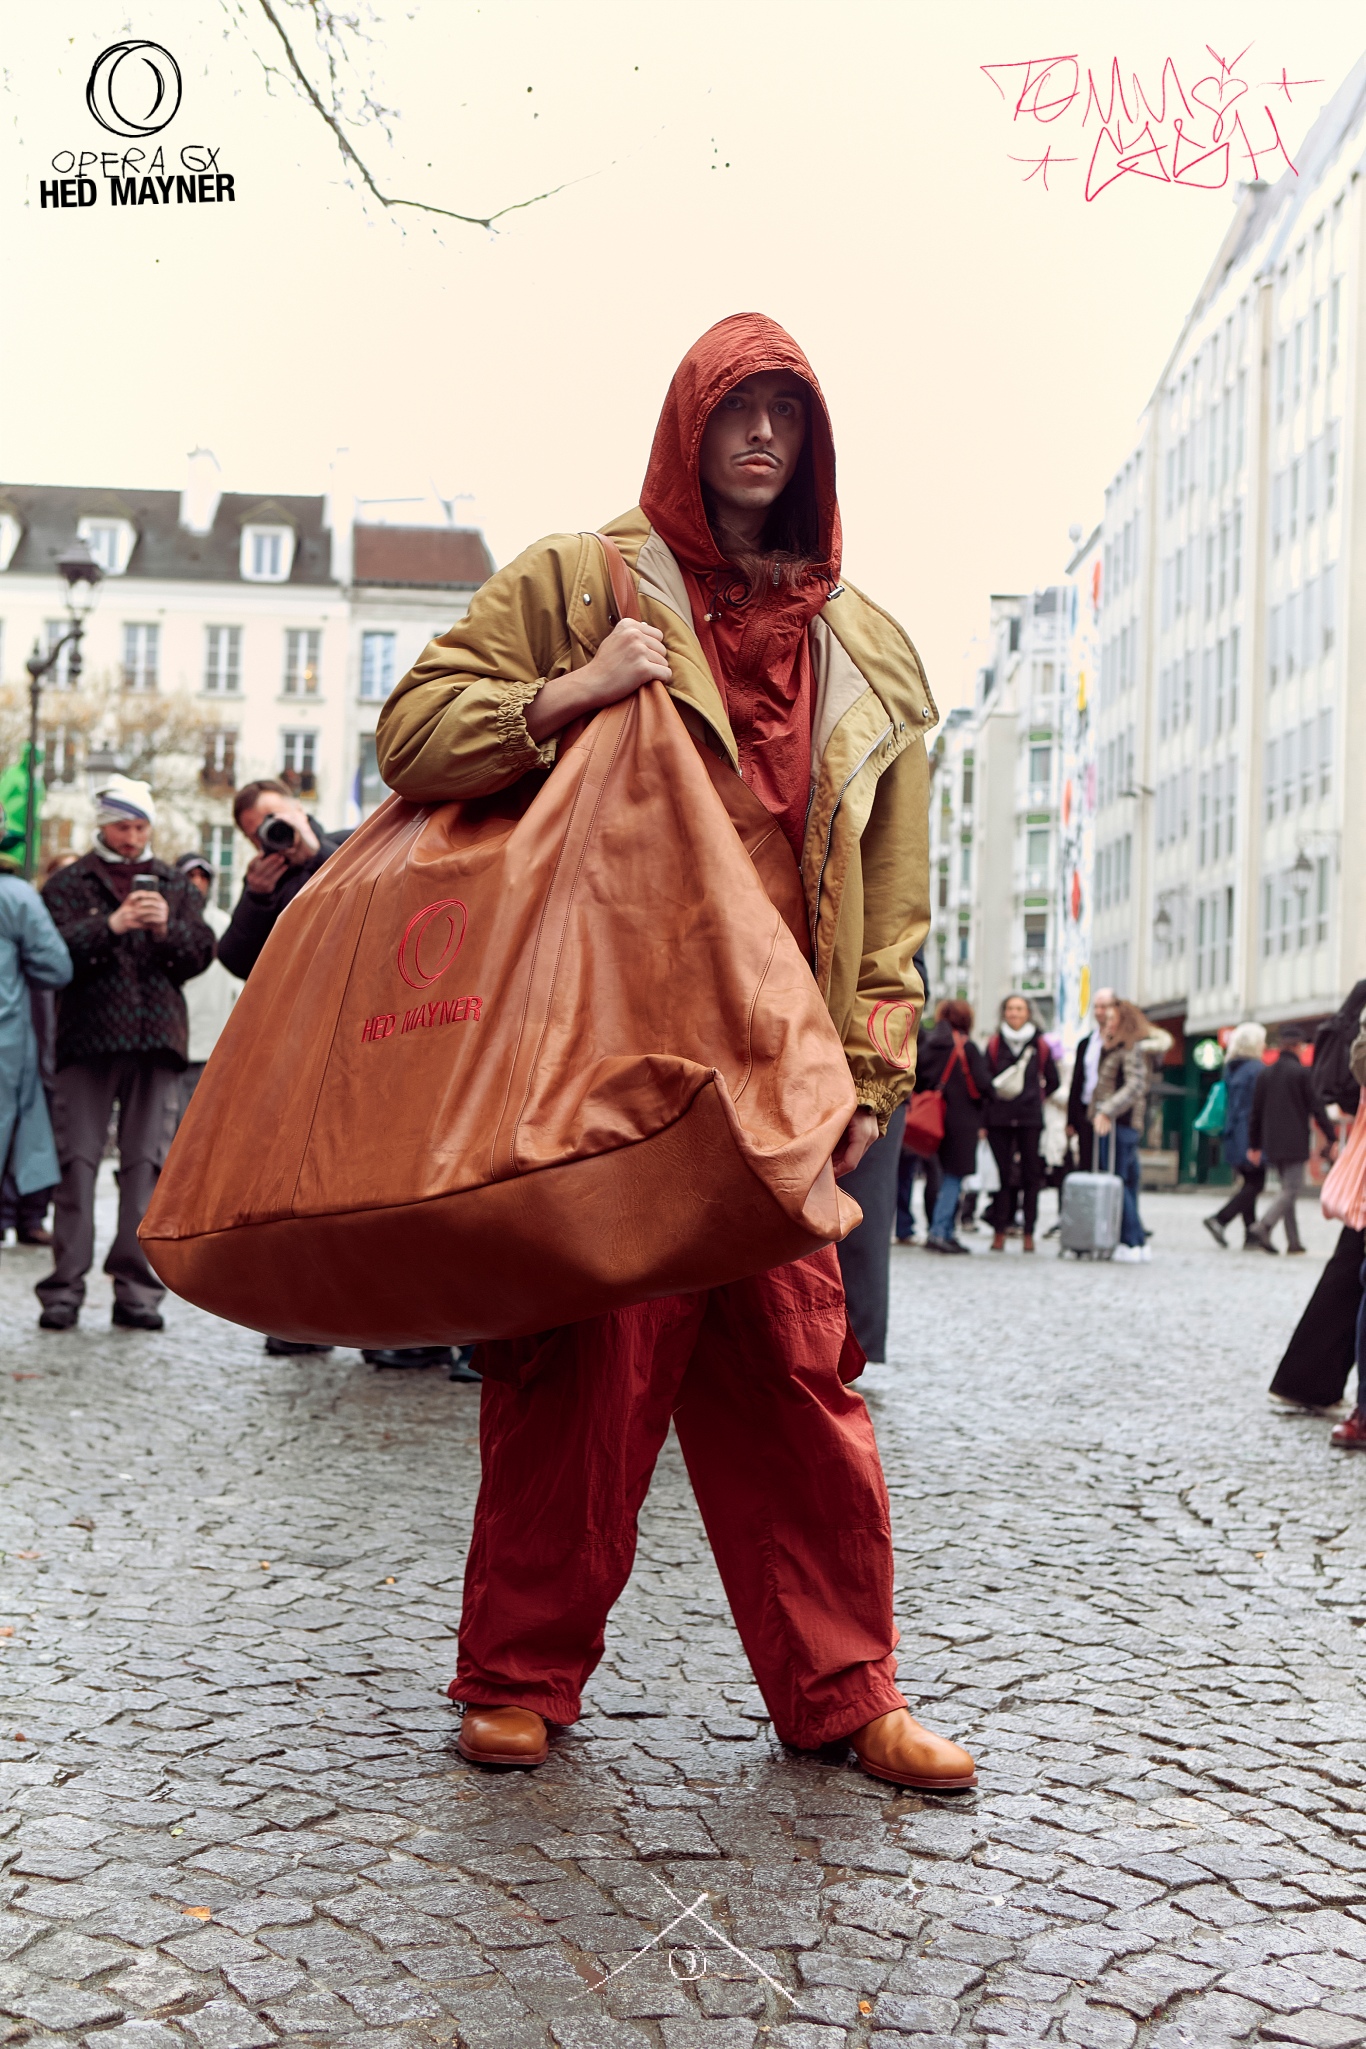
left=867, top=998, right=918, bottom=1071
left=396, top=898, right=467, bottom=989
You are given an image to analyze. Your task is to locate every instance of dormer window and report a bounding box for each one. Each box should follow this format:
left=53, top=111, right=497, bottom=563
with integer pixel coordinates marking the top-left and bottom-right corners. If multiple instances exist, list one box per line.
left=241, top=524, right=295, bottom=583
left=77, top=516, right=136, bottom=576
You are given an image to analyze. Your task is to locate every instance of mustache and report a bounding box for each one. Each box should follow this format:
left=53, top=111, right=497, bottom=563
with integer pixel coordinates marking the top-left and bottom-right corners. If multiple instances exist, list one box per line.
left=733, top=450, right=780, bottom=466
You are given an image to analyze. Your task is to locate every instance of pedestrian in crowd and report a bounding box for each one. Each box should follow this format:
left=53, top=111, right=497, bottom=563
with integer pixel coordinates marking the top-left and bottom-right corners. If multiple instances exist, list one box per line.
left=1203, top=1022, right=1267, bottom=1249
left=983, top=993, right=1059, bottom=1253
left=1066, top=985, right=1116, bottom=1171
left=36, top=778, right=213, bottom=1332
left=894, top=1140, right=940, bottom=1245
left=1092, top=999, right=1157, bottom=1263
left=173, top=854, right=237, bottom=1115
left=1269, top=984, right=1366, bottom=1410
left=223, top=779, right=477, bottom=1381
left=0, top=845, right=72, bottom=1258
left=0, top=854, right=79, bottom=1246
left=913, top=998, right=991, bottom=1254
left=1329, top=1007, right=1366, bottom=1448
left=1247, top=1024, right=1337, bottom=1255
left=374, top=312, right=976, bottom=1791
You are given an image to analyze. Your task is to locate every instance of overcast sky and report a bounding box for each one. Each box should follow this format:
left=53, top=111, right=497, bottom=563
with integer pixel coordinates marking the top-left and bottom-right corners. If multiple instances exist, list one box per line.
left=4, top=3, right=1364, bottom=704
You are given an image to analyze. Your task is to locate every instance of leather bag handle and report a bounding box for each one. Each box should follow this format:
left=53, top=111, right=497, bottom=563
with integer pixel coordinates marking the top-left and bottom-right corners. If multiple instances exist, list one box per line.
left=596, top=531, right=643, bottom=624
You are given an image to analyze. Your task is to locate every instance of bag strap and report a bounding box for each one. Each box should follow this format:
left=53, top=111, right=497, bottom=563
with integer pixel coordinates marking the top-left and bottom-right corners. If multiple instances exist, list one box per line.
left=952, top=1030, right=981, bottom=1102
left=596, top=532, right=642, bottom=624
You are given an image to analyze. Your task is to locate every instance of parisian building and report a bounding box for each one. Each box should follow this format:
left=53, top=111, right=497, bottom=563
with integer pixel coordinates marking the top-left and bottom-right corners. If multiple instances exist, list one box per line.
left=0, top=451, right=492, bottom=904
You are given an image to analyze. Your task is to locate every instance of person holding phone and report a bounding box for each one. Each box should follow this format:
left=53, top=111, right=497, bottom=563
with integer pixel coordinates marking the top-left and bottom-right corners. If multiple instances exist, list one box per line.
left=37, top=777, right=213, bottom=1332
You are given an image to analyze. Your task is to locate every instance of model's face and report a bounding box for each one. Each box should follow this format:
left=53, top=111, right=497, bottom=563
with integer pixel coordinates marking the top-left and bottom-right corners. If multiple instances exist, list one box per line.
left=699, top=372, right=808, bottom=524
left=102, top=817, right=151, bottom=860
left=1003, top=997, right=1031, bottom=1031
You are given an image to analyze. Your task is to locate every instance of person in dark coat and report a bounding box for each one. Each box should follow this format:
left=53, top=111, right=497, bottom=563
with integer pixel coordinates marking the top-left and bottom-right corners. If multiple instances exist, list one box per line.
left=1203, top=1022, right=1267, bottom=1248
left=1247, top=1024, right=1337, bottom=1254
left=1272, top=989, right=1366, bottom=1411
left=912, top=999, right=991, bottom=1254
left=38, top=779, right=213, bottom=1332
left=983, top=993, right=1060, bottom=1252
left=217, top=781, right=350, bottom=982
left=1065, top=985, right=1116, bottom=1173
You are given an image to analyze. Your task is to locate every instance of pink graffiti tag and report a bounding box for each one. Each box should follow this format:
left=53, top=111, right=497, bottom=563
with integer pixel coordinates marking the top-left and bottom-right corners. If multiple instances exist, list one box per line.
left=981, top=44, right=1305, bottom=199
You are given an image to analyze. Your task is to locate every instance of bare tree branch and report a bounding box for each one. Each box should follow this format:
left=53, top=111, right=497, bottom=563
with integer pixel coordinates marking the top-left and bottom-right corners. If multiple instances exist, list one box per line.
left=235, top=0, right=575, bottom=231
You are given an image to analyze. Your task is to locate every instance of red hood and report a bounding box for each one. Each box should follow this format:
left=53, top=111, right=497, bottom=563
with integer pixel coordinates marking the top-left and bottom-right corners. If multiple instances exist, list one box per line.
left=639, top=312, right=841, bottom=580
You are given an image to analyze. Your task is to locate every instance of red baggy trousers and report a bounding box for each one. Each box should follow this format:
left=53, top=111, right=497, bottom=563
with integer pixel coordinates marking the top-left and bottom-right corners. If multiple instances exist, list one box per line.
left=452, top=1244, right=907, bottom=1749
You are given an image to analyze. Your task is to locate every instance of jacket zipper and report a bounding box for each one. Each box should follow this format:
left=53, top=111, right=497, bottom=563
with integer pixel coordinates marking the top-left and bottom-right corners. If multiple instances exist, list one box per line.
left=809, top=721, right=893, bottom=969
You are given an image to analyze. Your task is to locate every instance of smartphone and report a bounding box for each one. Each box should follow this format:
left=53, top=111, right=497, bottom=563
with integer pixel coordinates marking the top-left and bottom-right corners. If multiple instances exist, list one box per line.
left=131, top=874, right=162, bottom=893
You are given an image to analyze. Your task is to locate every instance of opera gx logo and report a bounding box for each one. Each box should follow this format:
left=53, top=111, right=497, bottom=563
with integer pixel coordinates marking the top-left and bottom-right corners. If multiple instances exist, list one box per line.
left=40, top=37, right=238, bottom=214
left=87, top=40, right=182, bottom=138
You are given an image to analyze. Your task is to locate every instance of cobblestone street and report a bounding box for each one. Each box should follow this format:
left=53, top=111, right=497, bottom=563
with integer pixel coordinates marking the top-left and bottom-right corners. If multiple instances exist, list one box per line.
left=3, top=1173, right=1366, bottom=2049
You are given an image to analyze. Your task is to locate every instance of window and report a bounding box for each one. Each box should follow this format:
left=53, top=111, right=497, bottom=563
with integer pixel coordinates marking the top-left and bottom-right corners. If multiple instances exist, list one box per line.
left=1275, top=340, right=1287, bottom=421
left=284, top=628, right=320, bottom=697
left=1265, top=738, right=1277, bottom=824
left=1218, top=520, right=1228, bottom=610
left=357, top=734, right=386, bottom=817
left=360, top=631, right=396, bottom=702
left=1183, top=654, right=1193, bottom=726
left=1180, top=767, right=1191, bottom=838
left=1320, top=708, right=1333, bottom=798
left=1028, top=744, right=1051, bottom=795
left=1293, top=319, right=1304, bottom=406
left=1306, top=439, right=1319, bottom=525
left=1232, top=506, right=1242, bottom=597
left=77, top=517, right=135, bottom=576
left=1311, top=300, right=1323, bottom=386
left=1026, top=827, right=1049, bottom=884
left=281, top=730, right=317, bottom=791
left=937, top=861, right=948, bottom=911
left=1236, top=370, right=1246, bottom=470
left=1302, top=579, right=1317, bottom=672
left=240, top=525, right=296, bottom=582
left=204, top=625, right=241, bottom=694
left=1262, top=879, right=1274, bottom=959
left=43, top=618, right=77, bottom=688
left=961, top=756, right=975, bottom=808
left=1330, top=278, right=1341, bottom=371
left=1228, top=628, right=1239, bottom=729
left=1322, top=563, right=1337, bottom=654
left=202, top=727, right=236, bottom=789
left=1289, top=459, right=1300, bottom=541
left=1325, top=423, right=1340, bottom=509
left=202, top=823, right=235, bottom=911
left=121, top=622, right=159, bottom=691
left=959, top=839, right=972, bottom=889
left=957, top=928, right=969, bottom=967
left=1023, top=911, right=1047, bottom=962
left=1317, top=857, right=1330, bottom=944
left=1271, top=473, right=1284, bottom=555
left=43, top=724, right=78, bottom=784
left=1269, top=605, right=1282, bottom=687
left=1300, top=719, right=1315, bottom=808
left=1284, top=593, right=1298, bottom=679
left=1198, top=770, right=1209, bottom=865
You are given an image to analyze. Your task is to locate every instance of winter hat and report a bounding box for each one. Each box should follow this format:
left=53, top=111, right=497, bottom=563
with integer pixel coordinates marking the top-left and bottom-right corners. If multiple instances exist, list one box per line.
left=94, top=775, right=156, bottom=828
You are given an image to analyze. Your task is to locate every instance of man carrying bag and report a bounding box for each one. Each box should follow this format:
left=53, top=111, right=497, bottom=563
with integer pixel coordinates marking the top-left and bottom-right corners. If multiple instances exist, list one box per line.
left=371, top=315, right=974, bottom=1789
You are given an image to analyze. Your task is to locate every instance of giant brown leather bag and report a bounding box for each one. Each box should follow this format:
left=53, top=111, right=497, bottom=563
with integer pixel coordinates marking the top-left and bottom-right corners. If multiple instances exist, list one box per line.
left=140, top=537, right=861, bottom=1345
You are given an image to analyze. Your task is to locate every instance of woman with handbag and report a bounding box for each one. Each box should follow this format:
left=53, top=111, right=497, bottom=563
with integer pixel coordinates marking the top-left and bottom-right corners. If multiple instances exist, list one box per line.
left=908, top=999, right=991, bottom=1253
left=1203, top=1023, right=1267, bottom=1248
left=983, top=994, right=1059, bottom=1252
left=371, top=314, right=976, bottom=1792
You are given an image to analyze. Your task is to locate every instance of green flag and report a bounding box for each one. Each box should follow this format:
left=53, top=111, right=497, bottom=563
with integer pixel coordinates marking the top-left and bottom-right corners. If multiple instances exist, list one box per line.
left=0, top=743, right=45, bottom=865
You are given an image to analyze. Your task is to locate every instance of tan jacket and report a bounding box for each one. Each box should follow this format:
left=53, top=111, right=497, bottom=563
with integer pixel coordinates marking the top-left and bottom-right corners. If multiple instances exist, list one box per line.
left=375, top=508, right=938, bottom=1122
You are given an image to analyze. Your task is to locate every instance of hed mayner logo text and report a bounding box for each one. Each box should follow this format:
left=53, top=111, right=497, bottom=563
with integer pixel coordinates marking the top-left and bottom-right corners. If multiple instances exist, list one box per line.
left=40, top=38, right=237, bottom=212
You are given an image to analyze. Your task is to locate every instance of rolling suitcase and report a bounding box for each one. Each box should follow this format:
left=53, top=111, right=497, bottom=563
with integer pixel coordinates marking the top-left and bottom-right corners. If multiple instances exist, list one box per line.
left=1059, top=1135, right=1124, bottom=1258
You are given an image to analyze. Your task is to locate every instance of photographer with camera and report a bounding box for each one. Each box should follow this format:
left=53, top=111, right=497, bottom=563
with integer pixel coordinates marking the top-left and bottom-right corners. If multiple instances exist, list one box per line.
left=37, top=777, right=213, bottom=1332
left=221, top=779, right=476, bottom=1378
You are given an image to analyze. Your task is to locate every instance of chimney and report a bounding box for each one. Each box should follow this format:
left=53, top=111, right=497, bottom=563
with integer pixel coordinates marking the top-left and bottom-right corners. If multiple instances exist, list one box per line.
left=180, top=447, right=222, bottom=536
left=326, top=446, right=356, bottom=586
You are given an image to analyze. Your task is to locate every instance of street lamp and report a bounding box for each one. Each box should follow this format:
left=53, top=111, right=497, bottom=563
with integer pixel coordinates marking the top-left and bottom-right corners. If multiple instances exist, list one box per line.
left=22, top=538, right=103, bottom=881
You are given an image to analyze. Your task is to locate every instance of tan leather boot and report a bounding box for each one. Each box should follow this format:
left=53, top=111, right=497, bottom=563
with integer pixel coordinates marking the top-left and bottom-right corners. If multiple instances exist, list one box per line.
left=457, top=1705, right=549, bottom=1767
left=849, top=1709, right=977, bottom=1789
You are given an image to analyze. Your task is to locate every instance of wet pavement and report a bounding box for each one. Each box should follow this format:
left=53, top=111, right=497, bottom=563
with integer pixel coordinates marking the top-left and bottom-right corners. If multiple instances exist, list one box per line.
left=2, top=1170, right=1365, bottom=2048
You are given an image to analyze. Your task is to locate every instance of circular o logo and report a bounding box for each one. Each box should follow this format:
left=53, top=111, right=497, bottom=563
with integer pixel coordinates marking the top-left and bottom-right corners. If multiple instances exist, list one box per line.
left=86, top=41, right=183, bottom=139
left=396, top=899, right=467, bottom=990
left=867, top=998, right=918, bottom=1071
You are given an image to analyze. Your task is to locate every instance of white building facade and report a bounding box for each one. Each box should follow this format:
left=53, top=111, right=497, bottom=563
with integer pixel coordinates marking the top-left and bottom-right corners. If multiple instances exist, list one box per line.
left=0, top=458, right=491, bottom=903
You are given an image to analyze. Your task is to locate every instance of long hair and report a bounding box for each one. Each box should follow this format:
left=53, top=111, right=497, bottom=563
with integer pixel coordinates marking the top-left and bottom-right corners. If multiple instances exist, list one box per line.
left=998, top=992, right=1038, bottom=1028
left=1108, top=999, right=1155, bottom=1047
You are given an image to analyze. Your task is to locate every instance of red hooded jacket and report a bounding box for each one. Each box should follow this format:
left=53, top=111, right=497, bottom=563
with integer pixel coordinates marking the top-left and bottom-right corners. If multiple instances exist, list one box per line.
left=640, top=314, right=842, bottom=861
